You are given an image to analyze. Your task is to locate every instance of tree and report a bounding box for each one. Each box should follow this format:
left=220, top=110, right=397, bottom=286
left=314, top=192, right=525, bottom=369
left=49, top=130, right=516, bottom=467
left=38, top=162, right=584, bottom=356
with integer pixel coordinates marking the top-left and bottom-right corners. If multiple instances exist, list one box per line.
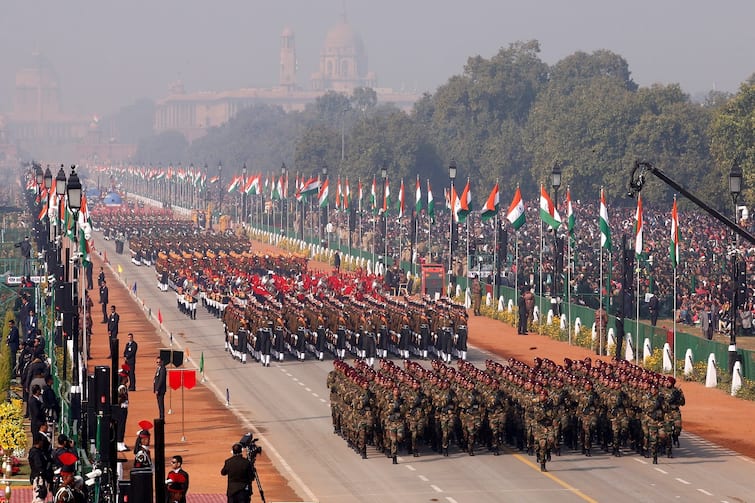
left=134, top=131, right=188, bottom=165
left=709, top=82, right=755, bottom=203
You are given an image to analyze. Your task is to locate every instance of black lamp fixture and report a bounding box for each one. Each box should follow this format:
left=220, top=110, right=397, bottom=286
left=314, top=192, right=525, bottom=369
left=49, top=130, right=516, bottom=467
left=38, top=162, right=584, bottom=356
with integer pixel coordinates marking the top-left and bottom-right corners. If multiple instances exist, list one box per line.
left=449, top=159, right=457, bottom=182
left=35, top=164, right=43, bottom=186
left=381, top=164, right=388, bottom=181
left=729, top=163, right=742, bottom=205
left=322, top=165, right=328, bottom=177
left=551, top=162, right=562, bottom=192
left=56, top=165, right=67, bottom=196
left=67, top=166, right=82, bottom=211
left=44, top=166, right=53, bottom=191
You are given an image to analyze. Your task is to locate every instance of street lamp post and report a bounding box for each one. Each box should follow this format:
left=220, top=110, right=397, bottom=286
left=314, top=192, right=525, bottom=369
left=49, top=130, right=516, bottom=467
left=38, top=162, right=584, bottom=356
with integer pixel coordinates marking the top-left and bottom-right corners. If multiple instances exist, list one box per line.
left=551, top=163, right=562, bottom=316
left=381, top=164, right=388, bottom=267
left=242, top=164, right=247, bottom=226
left=448, top=160, right=457, bottom=295
left=729, top=163, right=742, bottom=350
left=218, top=162, right=223, bottom=216
left=321, top=166, right=328, bottom=245
left=281, top=163, right=287, bottom=233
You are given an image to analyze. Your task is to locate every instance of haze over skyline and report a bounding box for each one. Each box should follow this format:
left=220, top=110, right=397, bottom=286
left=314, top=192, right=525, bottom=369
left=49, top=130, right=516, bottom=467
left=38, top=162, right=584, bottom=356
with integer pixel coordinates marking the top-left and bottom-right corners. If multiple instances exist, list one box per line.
left=2, top=0, right=753, bottom=118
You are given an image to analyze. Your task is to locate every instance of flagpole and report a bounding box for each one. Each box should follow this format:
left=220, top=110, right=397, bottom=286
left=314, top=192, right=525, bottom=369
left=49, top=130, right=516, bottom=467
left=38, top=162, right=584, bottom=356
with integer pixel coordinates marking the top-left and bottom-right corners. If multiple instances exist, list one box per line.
left=539, top=218, right=543, bottom=336
left=600, top=237, right=604, bottom=356
left=514, top=230, right=519, bottom=297
left=567, top=229, right=572, bottom=345
left=673, top=266, right=677, bottom=378
left=493, top=214, right=498, bottom=298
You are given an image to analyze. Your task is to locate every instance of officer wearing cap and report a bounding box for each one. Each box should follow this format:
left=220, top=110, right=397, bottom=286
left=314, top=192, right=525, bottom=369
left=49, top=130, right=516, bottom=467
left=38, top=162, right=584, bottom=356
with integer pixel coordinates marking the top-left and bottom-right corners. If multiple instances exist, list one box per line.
left=221, top=443, right=253, bottom=503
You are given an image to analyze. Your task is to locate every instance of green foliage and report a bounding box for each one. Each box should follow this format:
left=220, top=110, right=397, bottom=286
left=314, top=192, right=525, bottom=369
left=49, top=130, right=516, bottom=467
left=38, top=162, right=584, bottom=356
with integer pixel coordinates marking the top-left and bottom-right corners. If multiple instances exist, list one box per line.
left=0, top=309, right=13, bottom=397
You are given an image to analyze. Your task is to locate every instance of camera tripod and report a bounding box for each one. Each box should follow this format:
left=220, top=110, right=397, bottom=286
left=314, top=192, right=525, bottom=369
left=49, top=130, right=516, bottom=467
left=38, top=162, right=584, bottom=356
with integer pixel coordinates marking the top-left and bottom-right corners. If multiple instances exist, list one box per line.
left=251, top=465, right=266, bottom=503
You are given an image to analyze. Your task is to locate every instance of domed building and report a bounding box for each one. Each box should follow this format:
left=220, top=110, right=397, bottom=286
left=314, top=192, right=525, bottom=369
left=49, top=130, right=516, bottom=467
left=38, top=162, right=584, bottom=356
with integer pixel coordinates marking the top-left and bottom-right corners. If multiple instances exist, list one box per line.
left=153, top=18, right=417, bottom=142
left=311, top=17, right=377, bottom=91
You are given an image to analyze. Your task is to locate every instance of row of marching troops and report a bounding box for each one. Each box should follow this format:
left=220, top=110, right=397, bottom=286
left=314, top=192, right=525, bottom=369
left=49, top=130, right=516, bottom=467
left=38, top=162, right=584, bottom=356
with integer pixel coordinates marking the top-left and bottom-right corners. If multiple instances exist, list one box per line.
left=220, top=279, right=471, bottom=367
left=326, top=354, right=685, bottom=471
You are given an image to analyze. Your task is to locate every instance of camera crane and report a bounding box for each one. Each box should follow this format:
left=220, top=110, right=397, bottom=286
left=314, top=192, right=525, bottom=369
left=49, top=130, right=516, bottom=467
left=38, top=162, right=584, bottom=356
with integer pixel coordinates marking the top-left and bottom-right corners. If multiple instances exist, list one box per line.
left=627, top=159, right=752, bottom=367
left=627, top=160, right=755, bottom=245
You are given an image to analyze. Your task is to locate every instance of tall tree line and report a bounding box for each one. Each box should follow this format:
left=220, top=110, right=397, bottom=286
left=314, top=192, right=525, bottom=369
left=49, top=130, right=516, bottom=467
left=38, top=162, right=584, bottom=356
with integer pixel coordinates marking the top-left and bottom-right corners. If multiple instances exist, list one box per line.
left=132, top=40, right=754, bottom=209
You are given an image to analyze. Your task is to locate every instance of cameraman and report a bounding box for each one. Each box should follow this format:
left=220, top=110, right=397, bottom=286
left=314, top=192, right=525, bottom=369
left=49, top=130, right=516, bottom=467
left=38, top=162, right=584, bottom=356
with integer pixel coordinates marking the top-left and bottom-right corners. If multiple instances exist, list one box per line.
left=221, top=443, right=252, bottom=503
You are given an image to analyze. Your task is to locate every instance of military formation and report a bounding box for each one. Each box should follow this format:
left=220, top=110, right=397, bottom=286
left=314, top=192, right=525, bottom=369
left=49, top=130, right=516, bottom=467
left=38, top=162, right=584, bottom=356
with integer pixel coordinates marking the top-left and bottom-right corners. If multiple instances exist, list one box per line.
left=327, top=355, right=685, bottom=470
left=97, top=206, right=686, bottom=473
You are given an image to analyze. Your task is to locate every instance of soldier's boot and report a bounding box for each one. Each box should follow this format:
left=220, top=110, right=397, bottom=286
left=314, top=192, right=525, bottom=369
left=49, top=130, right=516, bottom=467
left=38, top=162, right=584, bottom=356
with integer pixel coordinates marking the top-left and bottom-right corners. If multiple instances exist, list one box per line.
left=673, top=433, right=680, bottom=447
left=546, top=448, right=551, bottom=462
left=492, top=446, right=500, bottom=456
left=666, top=441, right=673, bottom=458
left=652, top=446, right=658, bottom=464
left=392, top=455, right=397, bottom=465
left=585, top=447, right=591, bottom=457
left=443, top=446, right=449, bottom=457
left=361, top=446, right=367, bottom=459
left=612, top=445, right=621, bottom=457
left=540, top=459, right=547, bottom=472
left=413, top=448, right=419, bottom=457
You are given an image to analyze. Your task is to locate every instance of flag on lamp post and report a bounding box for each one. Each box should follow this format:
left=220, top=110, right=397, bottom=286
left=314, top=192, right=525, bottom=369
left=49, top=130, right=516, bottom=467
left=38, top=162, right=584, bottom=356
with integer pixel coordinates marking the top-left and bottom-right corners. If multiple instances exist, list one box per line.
left=427, top=180, right=435, bottom=223
left=538, top=184, right=561, bottom=230
left=481, top=182, right=499, bottom=221
left=599, top=188, right=612, bottom=251
left=566, top=188, right=575, bottom=238
left=670, top=196, right=680, bottom=268
left=415, top=175, right=422, bottom=213
left=397, top=179, right=405, bottom=218
left=506, top=187, right=525, bottom=230
left=456, top=178, right=471, bottom=223
left=370, top=176, right=378, bottom=215
left=634, top=193, right=643, bottom=257
left=381, top=178, right=390, bottom=215
left=318, top=178, right=329, bottom=208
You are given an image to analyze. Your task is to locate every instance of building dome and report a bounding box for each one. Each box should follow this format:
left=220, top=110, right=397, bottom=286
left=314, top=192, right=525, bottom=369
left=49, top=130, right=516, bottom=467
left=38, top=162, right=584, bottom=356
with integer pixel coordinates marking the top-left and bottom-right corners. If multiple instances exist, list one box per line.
left=323, top=20, right=364, bottom=54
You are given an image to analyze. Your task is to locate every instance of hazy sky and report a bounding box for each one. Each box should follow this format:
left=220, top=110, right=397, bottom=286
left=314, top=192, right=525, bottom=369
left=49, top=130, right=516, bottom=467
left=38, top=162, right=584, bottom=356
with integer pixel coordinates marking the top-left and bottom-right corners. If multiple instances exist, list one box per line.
left=1, top=0, right=753, bottom=117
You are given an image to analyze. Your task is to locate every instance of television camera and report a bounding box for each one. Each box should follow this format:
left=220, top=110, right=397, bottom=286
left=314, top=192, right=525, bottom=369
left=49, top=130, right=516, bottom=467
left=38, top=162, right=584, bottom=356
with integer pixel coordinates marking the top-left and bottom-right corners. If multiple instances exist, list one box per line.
left=239, top=433, right=266, bottom=503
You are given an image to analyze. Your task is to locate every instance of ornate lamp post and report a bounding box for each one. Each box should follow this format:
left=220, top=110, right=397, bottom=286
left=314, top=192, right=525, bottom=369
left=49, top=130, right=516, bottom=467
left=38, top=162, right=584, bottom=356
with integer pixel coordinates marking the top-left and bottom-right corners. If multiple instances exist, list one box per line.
left=729, top=163, right=743, bottom=349
left=217, top=162, right=223, bottom=215
left=448, top=160, right=457, bottom=294
left=551, top=162, right=562, bottom=316
left=241, top=164, right=247, bottom=226
left=381, top=164, right=388, bottom=266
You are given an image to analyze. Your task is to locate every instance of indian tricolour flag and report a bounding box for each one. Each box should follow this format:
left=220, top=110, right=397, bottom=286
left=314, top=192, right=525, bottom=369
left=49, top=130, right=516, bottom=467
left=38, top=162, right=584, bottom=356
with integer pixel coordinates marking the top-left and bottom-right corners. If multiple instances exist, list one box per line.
left=670, top=196, right=680, bottom=269
left=634, top=193, right=643, bottom=257
left=227, top=175, right=241, bottom=194
left=506, top=187, right=525, bottom=230
left=566, top=188, right=575, bottom=237
left=397, top=179, right=405, bottom=218
left=427, top=180, right=435, bottom=223
left=599, top=188, right=612, bottom=251
left=370, top=176, right=378, bottom=215
left=480, top=182, right=499, bottom=222
left=415, top=175, right=422, bottom=213
left=318, top=178, right=329, bottom=208
left=539, top=184, right=561, bottom=230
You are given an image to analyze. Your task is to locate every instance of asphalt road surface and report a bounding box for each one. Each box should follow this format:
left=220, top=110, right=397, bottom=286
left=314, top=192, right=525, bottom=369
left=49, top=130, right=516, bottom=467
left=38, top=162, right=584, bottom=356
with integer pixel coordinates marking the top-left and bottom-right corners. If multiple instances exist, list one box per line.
left=97, top=232, right=755, bottom=503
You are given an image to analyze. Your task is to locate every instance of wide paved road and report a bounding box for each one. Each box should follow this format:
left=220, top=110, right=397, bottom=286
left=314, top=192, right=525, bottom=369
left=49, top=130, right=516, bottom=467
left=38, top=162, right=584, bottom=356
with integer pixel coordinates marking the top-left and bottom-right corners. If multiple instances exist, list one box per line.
left=98, top=233, right=754, bottom=503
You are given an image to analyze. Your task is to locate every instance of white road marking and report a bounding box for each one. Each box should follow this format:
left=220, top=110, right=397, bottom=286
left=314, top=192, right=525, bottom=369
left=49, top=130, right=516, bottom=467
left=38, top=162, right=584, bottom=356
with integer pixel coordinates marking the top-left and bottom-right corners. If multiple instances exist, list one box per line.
left=405, top=465, right=416, bottom=472
left=446, top=498, right=459, bottom=503
left=654, top=468, right=667, bottom=474
left=319, top=398, right=326, bottom=403
left=311, top=393, right=319, bottom=397
left=675, top=478, right=691, bottom=485
left=418, top=475, right=428, bottom=482
left=697, top=489, right=713, bottom=496
left=633, top=458, right=648, bottom=465
left=430, top=484, right=443, bottom=493
left=304, top=387, right=311, bottom=392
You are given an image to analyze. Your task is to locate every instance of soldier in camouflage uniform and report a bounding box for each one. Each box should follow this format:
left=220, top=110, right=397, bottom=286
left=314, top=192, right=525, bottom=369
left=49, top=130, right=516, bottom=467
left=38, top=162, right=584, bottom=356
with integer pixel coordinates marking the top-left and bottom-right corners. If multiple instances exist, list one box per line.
left=577, top=380, right=599, bottom=456
left=641, top=382, right=665, bottom=464
left=383, top=386, right=405, bottom=464
left=531, top=388, right=556, bottom=472
left=457, top=378, right=483, bottom=455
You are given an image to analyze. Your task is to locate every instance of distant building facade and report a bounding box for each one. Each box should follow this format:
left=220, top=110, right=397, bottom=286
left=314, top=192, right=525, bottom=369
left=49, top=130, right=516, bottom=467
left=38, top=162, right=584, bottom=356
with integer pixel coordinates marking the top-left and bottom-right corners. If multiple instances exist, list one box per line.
left=154, top=18, right=419, bottom=142
left=0, top=52, right=135, bottom=164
